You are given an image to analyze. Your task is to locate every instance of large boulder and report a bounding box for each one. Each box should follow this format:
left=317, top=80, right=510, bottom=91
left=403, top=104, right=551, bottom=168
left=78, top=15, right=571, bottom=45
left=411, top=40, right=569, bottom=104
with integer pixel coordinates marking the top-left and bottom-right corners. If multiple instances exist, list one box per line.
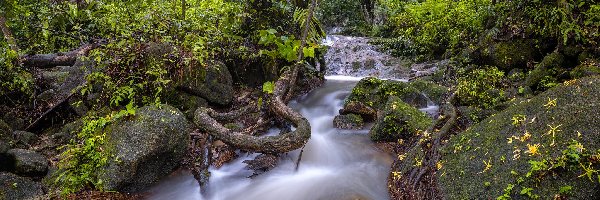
left=6, top=149, right=48, bottom=177
left=0, top=172, right=44, bottom=200
left=475, top=39, right=544, bottom=70
left=100, top=105, right=191, bottom=193
left=437, top=76, right=600, bottom=199
left=177, top=60, right=234, bottom=106
left=369, top=96, right=432, bottom=142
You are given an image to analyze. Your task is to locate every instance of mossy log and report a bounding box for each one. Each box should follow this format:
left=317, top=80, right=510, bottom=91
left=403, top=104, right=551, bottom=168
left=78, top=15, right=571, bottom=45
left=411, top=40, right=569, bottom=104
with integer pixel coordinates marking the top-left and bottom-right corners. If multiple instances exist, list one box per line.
left=194, top=70, right=311, bottom=154
left=22, top=43, right=98, bottom=68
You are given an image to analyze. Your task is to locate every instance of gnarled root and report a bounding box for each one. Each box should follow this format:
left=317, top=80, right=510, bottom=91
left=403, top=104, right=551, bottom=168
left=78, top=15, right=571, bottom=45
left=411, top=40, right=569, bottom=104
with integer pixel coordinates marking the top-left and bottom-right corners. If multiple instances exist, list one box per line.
left=394, top=92, right=458, bottom=200
left=193, top=70, right=311, bottom=154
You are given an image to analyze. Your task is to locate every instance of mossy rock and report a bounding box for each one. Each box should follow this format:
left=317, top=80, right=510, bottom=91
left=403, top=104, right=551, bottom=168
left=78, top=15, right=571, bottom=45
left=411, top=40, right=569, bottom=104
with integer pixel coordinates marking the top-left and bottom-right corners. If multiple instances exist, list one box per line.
left=346, top=77, right=385, bottom=108
left=177, top=60, right=233, bottom=106
left=0, top=119, right=13, bottom=146
left=409, top=80, right=448, bottom=105
left=165, top=90, right=208, bottom=119
left=346, top=77, right=430, bottom=109
left=0, top=172, right=44, bottom=200
left=333, top=114, right=364, bottom=130
left=101, top=105, right=191, bottom=193
left=570, top=59, right=600, bottom=79
left=480, top=39, right=541, bottom=70
left=525, top=52, right=567, bottom=91
left=369, top=96, right=432, bottom=142
left=438, top=76, right=600, bottom=199
left=339, top=101, right=377, bottom=122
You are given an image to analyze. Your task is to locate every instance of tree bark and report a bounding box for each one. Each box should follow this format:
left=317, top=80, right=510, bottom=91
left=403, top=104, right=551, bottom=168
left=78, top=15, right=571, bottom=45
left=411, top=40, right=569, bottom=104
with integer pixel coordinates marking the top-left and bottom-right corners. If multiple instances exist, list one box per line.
left=194, top=70, right=311, bottom=154
left=0, top=14, right=19, bottom=52
left=22, top=43, right=97, bottom=68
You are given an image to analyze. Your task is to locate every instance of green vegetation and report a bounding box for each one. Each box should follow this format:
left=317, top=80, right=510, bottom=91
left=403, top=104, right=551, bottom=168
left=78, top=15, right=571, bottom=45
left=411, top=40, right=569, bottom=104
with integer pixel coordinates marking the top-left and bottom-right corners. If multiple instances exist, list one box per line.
left=369, top=96, right=432, bottom=142
left=381, top=0, right=491, bottom=57
left=1, top=0, right=325, bottom=196
left=456, top=66, right=506, bottom=108
left=54, top=105, right=136, bottom=195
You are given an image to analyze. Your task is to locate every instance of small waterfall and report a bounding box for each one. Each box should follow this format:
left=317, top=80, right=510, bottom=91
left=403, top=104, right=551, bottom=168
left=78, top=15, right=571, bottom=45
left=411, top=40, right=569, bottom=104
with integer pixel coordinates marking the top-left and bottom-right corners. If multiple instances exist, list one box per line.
left=323, top=35, right=412, bottom=80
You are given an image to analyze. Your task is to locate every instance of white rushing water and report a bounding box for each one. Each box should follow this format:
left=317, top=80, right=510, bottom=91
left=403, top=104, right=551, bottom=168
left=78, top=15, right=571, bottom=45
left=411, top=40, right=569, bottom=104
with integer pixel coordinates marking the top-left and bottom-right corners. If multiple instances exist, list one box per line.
left=146, top=77, right=393, bottom=200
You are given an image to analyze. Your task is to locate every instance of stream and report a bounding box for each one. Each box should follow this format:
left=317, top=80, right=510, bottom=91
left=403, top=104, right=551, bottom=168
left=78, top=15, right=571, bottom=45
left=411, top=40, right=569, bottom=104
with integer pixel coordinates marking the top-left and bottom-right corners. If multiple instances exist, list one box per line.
left=146, top=35, right=416, bottom=200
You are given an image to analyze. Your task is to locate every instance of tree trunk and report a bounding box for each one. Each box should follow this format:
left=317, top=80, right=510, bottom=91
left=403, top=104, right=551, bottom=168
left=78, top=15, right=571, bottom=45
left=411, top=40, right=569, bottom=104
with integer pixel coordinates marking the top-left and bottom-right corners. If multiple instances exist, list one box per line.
left=0, top=14, right=19, bottom=52
left=285, top=0, right=317, bottom=101
left=181, top=0, right=186, bottom=20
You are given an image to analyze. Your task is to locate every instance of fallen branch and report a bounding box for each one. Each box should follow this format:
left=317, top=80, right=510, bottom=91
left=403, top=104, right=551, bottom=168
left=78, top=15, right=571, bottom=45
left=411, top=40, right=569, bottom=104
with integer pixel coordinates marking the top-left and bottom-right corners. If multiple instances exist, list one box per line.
left=22, top=43, right=97, bottom=68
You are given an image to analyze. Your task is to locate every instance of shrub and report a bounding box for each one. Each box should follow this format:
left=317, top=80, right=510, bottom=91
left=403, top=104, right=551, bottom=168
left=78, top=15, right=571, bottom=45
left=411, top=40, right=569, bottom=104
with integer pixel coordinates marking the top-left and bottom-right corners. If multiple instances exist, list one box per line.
left=456, top=66, right=506, bottom=108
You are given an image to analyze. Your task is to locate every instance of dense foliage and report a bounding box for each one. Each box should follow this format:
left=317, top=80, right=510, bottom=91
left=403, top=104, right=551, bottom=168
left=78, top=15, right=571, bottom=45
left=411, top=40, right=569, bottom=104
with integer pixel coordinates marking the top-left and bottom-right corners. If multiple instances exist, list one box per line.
left=2, top=0, right=324, bottom=196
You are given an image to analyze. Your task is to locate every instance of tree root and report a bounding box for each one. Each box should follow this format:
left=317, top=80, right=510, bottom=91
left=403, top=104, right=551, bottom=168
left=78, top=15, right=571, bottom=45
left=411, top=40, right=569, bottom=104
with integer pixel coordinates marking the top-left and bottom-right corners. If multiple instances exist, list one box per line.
left=194, top=70, right=311, bottom=154
left=398, top=91, right=458, bottom=199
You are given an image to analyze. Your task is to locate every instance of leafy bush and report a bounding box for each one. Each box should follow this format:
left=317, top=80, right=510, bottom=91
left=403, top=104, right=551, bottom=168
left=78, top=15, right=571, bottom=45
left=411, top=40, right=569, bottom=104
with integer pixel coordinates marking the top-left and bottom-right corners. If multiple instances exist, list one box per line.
left=381, top=0, right=492, bottom=56
left=456, top=66, right=506, bottom=108
left=0, top=44, right=33, bottom=96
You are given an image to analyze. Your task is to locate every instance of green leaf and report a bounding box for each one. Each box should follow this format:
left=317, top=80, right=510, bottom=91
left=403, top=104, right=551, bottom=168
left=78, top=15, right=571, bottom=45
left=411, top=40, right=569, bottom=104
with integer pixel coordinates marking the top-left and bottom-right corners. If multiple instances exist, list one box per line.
left=262, top=81, right=275, bottom=94
left=303, top=47, right=315, bottom=58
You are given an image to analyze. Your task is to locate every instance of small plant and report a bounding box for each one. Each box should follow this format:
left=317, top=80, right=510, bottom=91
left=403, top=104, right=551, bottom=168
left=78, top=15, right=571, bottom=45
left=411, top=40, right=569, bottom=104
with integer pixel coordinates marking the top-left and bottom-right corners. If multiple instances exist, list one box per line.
left=526, top=143, right=542, bottom=157
left=520, top=187, right=539, bottom=199
left=262, top=81, right=275, bottom=94
left=511, top=114, right=527, bottom=127
left=54, top=103, right=136, bottom=196
left=496, top=184, right=515, bottom=200
left=456, top=66, right=506, bottom=109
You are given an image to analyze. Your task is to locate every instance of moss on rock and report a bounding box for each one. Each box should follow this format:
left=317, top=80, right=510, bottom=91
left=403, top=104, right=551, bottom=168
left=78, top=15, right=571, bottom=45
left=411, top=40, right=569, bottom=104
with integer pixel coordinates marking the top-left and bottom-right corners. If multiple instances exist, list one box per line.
left=409, top=80, right=448, bottom=105
left=479, top=39, right=541, bottom=70
left=346, top=77, right=435, bottom=110
left=438, top=76, right=600, bottom=199
left=333, top=114, right=364, bottom=130
left=369, top=96, right=432, bottom=142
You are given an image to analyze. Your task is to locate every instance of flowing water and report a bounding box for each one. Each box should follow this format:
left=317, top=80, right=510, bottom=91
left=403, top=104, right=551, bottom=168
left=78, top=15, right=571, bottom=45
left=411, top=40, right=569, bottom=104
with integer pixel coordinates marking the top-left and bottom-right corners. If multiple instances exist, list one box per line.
left=147, top=77, right=393, bottom=200
left=145, top=35, right=426, bottom=200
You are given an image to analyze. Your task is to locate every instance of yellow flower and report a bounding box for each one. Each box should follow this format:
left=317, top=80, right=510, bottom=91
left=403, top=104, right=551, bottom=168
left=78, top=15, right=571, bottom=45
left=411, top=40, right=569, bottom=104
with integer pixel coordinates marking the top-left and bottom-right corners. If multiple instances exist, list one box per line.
left=397, top=153, right=407, bottom=161
left=526, top=143, right=541, bottom=156
left=544, top=98, right=557, bottom=109
left=392, top=171, right=402, bottom=180
left=519, top=130, right=531, bottom=142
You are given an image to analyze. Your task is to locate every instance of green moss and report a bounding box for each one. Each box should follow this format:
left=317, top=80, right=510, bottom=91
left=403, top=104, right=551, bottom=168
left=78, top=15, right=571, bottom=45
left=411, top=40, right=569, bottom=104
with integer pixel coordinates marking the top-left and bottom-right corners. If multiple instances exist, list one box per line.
left=438, top=76, right=600, bottom=199
left=369, top=96, right=432, bottom=142
left=525, top=52, right=567, bottom=91
left=570, top=59, right=600, bottom=79
left=409, top=80, right=448, bottom=105
left=483, top=39, right=539, bottom=70
left=347, top=77, right=432, bottom=109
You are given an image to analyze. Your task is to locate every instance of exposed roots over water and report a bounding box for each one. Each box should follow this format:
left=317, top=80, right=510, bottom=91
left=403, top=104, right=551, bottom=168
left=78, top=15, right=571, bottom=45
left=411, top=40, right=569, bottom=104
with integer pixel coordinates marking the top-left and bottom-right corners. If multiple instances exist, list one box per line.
left=193, top=70, right=312, bottom=154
